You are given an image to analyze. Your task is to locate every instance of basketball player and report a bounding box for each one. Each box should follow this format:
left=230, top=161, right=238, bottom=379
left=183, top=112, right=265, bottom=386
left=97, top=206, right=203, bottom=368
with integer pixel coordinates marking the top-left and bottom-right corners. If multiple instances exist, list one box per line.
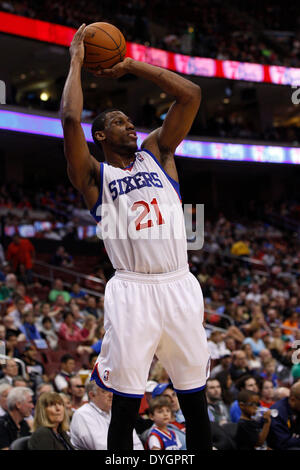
left=61, top=24, right=212, bottom=451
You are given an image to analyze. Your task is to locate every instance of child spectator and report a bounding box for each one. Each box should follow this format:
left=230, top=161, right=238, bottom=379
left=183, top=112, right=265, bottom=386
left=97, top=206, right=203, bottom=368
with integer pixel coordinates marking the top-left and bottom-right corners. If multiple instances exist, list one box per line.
left=236, top=389, right=271, bottom=450
left=147, top=396, right=182, bottom=450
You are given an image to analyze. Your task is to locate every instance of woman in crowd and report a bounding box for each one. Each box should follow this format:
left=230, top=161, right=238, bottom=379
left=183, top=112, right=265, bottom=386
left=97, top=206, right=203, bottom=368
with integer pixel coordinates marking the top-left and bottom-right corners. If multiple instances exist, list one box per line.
left=259, top=379, right=275, bottom=408
left=28, top=391, right=75, bottom=450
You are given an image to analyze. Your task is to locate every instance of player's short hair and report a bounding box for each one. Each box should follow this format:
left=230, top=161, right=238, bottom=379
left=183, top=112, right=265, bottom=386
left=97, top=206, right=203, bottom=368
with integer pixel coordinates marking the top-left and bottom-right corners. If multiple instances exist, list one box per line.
left=91, top=108, right=120, bottom=147
left=148, top=395, right=172, bottom=415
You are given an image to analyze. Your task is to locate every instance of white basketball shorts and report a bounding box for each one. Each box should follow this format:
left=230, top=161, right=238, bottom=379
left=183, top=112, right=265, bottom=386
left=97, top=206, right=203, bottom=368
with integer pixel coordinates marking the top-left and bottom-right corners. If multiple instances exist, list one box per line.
left=91, top=265, right=211, bottom=397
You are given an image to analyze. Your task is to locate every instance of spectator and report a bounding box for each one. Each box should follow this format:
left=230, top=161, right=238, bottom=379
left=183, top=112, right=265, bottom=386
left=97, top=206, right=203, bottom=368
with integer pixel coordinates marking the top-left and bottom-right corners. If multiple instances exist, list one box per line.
left=241, top=343, right=262, bottom=371
left=206, top=378, right=230, bottom=425
left=82, top=295, right=102, bottom=319
left=38, top=316, right=59, bottom=350
left=0, top=359, right=19, bottom=385
left=215, top=370, right=235, bottom=406
left=70, top=381, right=143, bottom=450
left=149, top=361, right=170, bottom=384
left=70, top=282, right=86, bottom=300
left=28, top=391, right=75, bottom=450
left=210, top=353, right=232, bottom=379
left=0, top=273, right=17, bottom=301
left=6, top=235, right=35, bottom=282
left=58, top=311, right=85, bottom=342
left=12, top=376, right=30, bottom=388
left=49, top=279, right=71, bottom=303
left=59, top=392, right=74, bottom=422
left=146, top=396, right=182, bottom=450
left=229, top=375, right=260, bottom=423
left=53, top=354, right=76, bottom=393
left=273, top=387, right=290, bottom=401
left=36, top=382, right=54, bottom=400
left=231, top=238, right=250, bottom=256
left=260, top=358, right=279, bottom=388
left=207, top=331, right=231, bottom=361
left=69, top=376, right=87, bottom=412
left=0, top=387, right=34, bottom=449
left=19, top=310, right=42, bottom=342
left=6, top=295, right=29, bottom=329
left=267, top=380, right=300, bottom=450
left=236, top=389, right=271, bottom=450
left=80, top=315, right=97, bottom=344
left=3, top=331, right=22, bottom=359
left=0, top=384, right=12, bottom=416
left=242, top=328, right=266, bottom=357
left=151, top=383, right=186, bottom=449
left=22, top=344, right=46, bottom=391
left=152, top=383, right=185, bottom=425
left=282, top=311, right=299, bottom=339
left=259, top=379, right=275, bottom=408
left=51, top=246, right=73, bottom=268
left=229, top=350, right=253, bottom=382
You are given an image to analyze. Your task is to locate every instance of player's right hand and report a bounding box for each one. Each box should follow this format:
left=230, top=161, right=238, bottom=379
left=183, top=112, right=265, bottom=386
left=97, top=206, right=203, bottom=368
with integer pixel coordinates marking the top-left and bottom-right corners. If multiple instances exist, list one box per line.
left=69, top=23, right=86, bottom=65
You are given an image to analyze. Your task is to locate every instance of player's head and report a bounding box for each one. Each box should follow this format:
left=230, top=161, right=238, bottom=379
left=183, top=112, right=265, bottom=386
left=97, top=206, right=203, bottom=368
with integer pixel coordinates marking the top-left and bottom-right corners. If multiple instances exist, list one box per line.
left=92, top=109, right=138, bottom=156
left=148, top=396, right=172, bottom=427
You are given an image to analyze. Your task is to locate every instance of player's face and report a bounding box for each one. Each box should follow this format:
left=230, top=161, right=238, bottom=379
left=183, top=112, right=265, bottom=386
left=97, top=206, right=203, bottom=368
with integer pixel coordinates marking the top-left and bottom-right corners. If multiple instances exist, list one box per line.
left=104, top=111, right=138, bottom=154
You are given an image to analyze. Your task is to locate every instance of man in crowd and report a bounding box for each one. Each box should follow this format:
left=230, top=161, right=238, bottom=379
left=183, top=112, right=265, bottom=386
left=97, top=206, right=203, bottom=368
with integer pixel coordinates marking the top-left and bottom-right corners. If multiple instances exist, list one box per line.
left=0, top=387, right=34, bottom=449
left=0, top=384, right=12, bottom=416
left=267, top=380, right=300, bottom=450
left=70, top=381, right=143, bottom=450
left=69, top=375, right=87, bottom=412
left=206, top=378, right=230, bottom=425
left=0, top=359, right=19, bottom=386
left=54, top=354, right=76, bottom=393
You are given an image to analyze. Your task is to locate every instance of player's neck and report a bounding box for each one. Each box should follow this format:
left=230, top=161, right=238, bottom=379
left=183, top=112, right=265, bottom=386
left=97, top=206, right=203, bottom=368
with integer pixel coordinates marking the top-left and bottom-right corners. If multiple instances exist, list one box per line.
left=104, top=148, right=136, bottom=169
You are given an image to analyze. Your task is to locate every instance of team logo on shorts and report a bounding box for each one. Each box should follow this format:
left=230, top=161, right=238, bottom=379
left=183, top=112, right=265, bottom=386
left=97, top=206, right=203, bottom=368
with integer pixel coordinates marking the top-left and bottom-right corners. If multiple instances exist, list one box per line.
left=103, top=370, right=110, bottom=382
left=136, top=153, right=144, bottom=162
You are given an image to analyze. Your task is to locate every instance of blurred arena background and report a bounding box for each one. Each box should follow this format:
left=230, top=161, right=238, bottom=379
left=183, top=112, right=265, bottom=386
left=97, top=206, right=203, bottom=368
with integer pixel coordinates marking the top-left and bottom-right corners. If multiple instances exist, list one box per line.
left=0, top=0, right=299, bottom=451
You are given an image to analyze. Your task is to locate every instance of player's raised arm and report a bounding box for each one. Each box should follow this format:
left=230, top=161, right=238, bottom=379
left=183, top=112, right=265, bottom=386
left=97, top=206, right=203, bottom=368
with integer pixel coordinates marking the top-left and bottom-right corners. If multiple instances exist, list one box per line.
left=60, top=24, right=100, bottom=209
left=96, top=58, right=201, bottom=160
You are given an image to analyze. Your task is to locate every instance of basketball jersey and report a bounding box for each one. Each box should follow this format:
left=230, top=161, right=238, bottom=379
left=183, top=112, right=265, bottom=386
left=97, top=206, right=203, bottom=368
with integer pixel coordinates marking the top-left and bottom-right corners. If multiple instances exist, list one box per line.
left=90, top=149, right=187, bottom=274
left=147, top=426, right=182, bottom=450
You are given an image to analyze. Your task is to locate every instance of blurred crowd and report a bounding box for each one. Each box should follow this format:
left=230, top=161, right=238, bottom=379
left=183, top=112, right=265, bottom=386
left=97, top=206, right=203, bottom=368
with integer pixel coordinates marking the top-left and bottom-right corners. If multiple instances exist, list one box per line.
left=0, top=196, right=299, bottom=449
left=1, top=0, right=300, bottom=67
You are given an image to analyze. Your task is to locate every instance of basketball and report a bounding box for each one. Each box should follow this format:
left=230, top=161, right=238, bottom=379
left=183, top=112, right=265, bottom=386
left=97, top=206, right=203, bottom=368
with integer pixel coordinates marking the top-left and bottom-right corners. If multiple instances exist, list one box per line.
left=83, top=22, right=126, bottom=72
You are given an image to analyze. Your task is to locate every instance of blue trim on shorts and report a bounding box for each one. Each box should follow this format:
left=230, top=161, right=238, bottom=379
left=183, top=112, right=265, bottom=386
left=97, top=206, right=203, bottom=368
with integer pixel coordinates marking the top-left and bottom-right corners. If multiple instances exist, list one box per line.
left=174, top=384, right=206, bottom=394
left=142, top=148, right=182, bottom=201
left=90, top=366, right=144, bottom=399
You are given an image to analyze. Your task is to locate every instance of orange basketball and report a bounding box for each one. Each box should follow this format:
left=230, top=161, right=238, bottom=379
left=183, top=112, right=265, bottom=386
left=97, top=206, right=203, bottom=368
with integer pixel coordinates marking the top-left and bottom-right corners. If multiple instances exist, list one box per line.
left=83, top=22, right=126, bottom=72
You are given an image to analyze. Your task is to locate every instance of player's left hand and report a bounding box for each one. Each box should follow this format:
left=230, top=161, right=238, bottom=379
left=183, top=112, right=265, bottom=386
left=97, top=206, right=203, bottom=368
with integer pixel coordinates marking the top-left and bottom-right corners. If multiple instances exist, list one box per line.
left=93, top=57, right=133, bottom=78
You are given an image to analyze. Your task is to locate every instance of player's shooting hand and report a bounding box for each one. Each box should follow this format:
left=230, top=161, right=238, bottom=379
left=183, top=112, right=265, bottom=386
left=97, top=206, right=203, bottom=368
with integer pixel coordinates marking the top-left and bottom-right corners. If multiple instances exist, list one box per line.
left=93, top=57, right=133, bottom=78
left=70, top=23, right=86, bottom=64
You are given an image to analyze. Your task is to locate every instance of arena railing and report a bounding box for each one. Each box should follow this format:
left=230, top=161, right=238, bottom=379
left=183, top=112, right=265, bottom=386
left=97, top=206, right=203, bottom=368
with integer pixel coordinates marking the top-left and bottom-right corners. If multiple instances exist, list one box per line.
left=32, top=260, right=104, bottom=298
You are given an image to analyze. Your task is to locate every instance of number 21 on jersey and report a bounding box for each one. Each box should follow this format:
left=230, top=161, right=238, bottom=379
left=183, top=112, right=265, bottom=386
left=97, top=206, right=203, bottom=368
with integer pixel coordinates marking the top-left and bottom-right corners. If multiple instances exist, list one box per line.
left=132, top=198, right=165, bottom=231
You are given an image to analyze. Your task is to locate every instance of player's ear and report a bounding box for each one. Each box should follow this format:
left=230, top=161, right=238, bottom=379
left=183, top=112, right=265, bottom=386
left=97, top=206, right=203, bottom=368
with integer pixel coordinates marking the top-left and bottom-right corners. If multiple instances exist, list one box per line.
left=94, top=130, right=106, bottom=142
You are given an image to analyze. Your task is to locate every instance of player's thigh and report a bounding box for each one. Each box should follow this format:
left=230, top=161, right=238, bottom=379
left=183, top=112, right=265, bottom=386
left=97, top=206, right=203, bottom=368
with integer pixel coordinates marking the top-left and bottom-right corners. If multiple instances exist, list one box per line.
left=156, top=273, right=210, bottom=389
left=103, top=277, right=162, bottom=370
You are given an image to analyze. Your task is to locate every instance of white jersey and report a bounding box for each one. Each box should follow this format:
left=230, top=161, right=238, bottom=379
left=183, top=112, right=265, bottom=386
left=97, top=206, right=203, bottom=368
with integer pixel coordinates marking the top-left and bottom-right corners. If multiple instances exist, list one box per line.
left=90, top=149, right=187, bottom=274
